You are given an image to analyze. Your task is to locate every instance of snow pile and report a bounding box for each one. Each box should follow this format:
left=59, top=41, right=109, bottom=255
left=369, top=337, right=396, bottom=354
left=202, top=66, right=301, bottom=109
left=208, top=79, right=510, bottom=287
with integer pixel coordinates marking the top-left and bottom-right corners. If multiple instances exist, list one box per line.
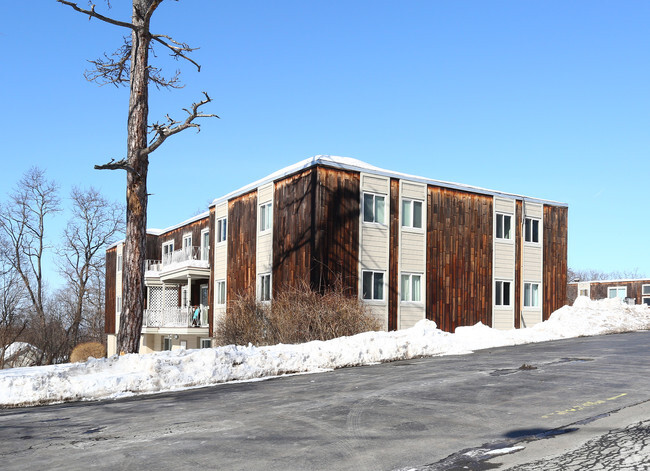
left=0, top=297, right=648, bottom=407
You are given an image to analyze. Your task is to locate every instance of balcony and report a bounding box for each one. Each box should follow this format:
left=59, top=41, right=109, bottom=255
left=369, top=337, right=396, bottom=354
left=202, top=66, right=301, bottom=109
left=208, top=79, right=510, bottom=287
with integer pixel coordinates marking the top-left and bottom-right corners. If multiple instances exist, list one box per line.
left=143, top=306, right=209, bottom=329
left=146, top=246, right=210, bottom=283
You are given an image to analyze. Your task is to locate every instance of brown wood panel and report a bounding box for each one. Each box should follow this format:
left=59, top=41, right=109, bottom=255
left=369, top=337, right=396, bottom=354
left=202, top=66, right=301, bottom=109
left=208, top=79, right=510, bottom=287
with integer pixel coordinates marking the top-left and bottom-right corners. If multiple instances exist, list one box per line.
left=566, top=283, right=578, bottom=305
left=388, top=178, right=399, bottom=331
left=588, top=280, right=649, bottom=303
left=156, top=215, right=210, bottom=257
left=227, top=191, right=257, bottom=297
left=146, top=233, right=160, bottom=261
left=427, top=186, right=493, bottom=332
left=272, top=168, right=315, bottom=293
left=105, top=247, right=117, bottom=334
left=543, top=205, right=568, bottom=320
left=313, top=166, right=360, bottom=295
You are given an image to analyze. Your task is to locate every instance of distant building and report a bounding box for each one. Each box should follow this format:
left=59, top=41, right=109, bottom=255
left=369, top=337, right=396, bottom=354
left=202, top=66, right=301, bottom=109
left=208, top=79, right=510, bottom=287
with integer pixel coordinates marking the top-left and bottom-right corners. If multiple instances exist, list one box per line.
left=567, top=279, right=650, bottom=306
left=105, top=156, right=568, bottom=355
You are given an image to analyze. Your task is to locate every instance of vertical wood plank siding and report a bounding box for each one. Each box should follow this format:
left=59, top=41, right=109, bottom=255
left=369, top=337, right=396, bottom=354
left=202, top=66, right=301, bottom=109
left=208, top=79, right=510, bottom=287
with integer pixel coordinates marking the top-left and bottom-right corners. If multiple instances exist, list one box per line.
left=272, top=168, right=315, bottom=293
left=589, top=281, right=646, bottom=302
left=208, top=207, right=216, bottom=332
left=156, top=217, right=209, bottom=253
left=566, top=283, right=578, bottom=304
left=313, top=167, right=360, bottom=295
left=388, top=178, right=400, bottom=331
left=227, top=191, right=257, bottom=297
left=543, top=205, right=568, bottom=319
left=514, top=201, right=522, bottom=329
left=146, top=234, right=160, bottom=261
left=427, top=186, right=493, bottom=332
left=105, top=248, right=117, bottom=334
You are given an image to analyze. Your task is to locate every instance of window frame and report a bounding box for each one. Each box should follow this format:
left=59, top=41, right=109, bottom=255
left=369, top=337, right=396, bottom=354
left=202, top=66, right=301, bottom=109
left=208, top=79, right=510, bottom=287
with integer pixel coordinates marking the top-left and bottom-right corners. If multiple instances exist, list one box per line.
left=523, top=282, right=540, bottom=308
left=116, top=295, right=122, bottom=314
left=495, top=213, right=513, bottom=241
left=400, top=273, right=423, bottom=303
left=362, top=270, right=385, bottom=301
left=216, top=280, right=226, bottom=305
left=217, top=217, right=227, bottom=244
left=258, top=273, right=271, bottom=302
left=162, top=240, right=174, bottom=263
left=524, top=217, right=540, bottom=244
left=200, top=338, right=212, bottom=349
left=642, top=284, right=650, bottom=296
left=201, top=228, right=210, bottom=260
left=607, top=286, right=627, bottom=299
left=259, top=202, right=272, bottom=233
left=495, top=280, right=512, bottom=307
left=116, top=253, right=122, bottom=272
left=163, top=337, right=172, bottom=351
left=401, top=199, right=423, bottom=230
left=362, top=192, right=387, bottom=225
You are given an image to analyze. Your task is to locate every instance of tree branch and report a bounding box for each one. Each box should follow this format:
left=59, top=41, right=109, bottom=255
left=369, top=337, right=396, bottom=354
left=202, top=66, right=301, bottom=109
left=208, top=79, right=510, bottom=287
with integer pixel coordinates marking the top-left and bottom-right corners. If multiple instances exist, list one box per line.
left=57, top=1, right=136, bottom=30
left=151, top=34, right=201, bottom=71
left=144, top=92, right=219, bottom=155
left=94, top=158, right=137, bottom=174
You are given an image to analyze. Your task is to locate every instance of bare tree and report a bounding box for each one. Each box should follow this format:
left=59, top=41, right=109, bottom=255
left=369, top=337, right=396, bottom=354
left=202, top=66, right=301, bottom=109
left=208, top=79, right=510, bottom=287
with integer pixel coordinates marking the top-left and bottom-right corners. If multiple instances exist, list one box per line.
left=59, top=187, right=124, bottom=350
left=59, top=0, right=217, bottom=353
left=0, top=260, right=28, bottom=369
left=0, top=167, right=60, bottom=364
left=568, top=267, right=647, bottom=283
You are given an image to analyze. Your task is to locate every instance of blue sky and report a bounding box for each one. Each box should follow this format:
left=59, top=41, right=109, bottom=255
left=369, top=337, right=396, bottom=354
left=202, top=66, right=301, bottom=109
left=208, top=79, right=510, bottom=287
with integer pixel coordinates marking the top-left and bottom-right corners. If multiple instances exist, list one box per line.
left=1, top=0, right=648, bottom=284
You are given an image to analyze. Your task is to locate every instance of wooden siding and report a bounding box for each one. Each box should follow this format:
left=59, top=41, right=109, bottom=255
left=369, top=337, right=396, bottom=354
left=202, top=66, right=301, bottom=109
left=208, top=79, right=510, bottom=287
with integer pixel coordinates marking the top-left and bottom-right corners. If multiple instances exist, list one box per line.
left=589, top=280, right=649, bottom=303
left=157, top=216, right=209, bottom=256
left=566, top=283, right=578, bottom=305
left=105, top=247, right=117, bottom=334
left=427, top=186, right=493, bottom=332
left=227, top=191, right=257, bottom=297
left=542, top=205, right=568, bottom=320
left=314, top=166, right=360, bottom=294
left=273, top=168, right=315, bottom=292
left=388, top=178, right=399, bottom=331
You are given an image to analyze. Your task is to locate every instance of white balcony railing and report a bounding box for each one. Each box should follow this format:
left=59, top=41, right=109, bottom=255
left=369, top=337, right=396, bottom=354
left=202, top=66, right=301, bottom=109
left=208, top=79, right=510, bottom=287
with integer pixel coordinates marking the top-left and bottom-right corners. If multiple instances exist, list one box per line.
left=162, top=246, right=209, bottom=267
left=143, top=306, right=209, bottom=328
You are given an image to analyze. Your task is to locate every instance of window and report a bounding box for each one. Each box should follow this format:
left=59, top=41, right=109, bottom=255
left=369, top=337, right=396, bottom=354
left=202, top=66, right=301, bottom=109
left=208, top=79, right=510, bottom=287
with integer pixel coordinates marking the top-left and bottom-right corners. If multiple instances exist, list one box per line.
left=579, top=289, right=589, bottom=297
left=362, top=271, right=385, bottom=301
left=116, top=295, right=122, bottom=314
left=162, top=241, right=174, bottom=263
left=495, top=280, right=511, bottom=306
left=117, top=253, right=122, bottom=272
left=163, top=337, right=172, bottom=351
left=363, top=193, right=386, bottom=224
left=400, top=274, right=422, bottom=302
left=643, top=285, right=650, bottom=306
left=181, top=286, right=189, bottom=308
left=524, top=218, right=540, bottom=243
left=200, top=338, right=212, bottom=349
left=402, top=199, right=423, bottom=229
left=216, top=280, right=226, bottom=305
left=608, top=286, right=627, bottom=299
left=524, top=282, right=540, bottom=307
left=258, top=273, right=271, bottom=301
left=259, top=202, right=272, bottom=232
left=217, top=218, right=227, bottom=244
left=201, top=229, right=210, bottom=260
left=182, top=234, right=192, bottom=258
left=496, top=214, right=512, bottom=240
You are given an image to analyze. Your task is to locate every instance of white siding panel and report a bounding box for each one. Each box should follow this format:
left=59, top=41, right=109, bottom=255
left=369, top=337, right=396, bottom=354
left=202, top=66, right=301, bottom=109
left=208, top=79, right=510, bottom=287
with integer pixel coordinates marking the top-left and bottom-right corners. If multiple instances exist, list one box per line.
left=524, top=202, right=543, bottom=219
left=257, top=232, right=273, bottom=273
left=400, top=231, right=426, bottom=272
left=258, top=183, right=273, bottom=204
left=216, top=202, right=227, bottom=219
left=215, top=245, right=227, bottom=279
left=399, top=304, right=425, bottom=330
left=523, top=245, right=542, bottom=281
left=494, top=243, right=515, bottom=280
left=368, top=304, right=388, bottom=330
left=495, top=197, right=515, bottom=214
left=521, top=309, right=542, bottom=327
left=362, top=174, right=389, bottom=194
left=402, top=181, right=426, bottom=200
left=493, top=308, right=514, bottom=330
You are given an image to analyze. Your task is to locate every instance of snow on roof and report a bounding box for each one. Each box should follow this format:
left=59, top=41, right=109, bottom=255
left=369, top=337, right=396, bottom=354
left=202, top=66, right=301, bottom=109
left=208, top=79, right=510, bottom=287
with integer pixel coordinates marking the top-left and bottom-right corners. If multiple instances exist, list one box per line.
left=209, top=155, right=568, bottom=208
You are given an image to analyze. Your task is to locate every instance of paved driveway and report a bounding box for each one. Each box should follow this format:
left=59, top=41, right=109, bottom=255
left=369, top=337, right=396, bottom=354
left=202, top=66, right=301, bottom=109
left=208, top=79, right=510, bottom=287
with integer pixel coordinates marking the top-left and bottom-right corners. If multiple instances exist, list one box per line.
left=2, top=331, right=649, bottom=470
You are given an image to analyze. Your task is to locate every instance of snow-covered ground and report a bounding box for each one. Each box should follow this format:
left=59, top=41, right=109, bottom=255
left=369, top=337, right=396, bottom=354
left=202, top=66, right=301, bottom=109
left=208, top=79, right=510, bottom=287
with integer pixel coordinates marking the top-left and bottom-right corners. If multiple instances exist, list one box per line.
left=1, top=297, right=648, bottom=408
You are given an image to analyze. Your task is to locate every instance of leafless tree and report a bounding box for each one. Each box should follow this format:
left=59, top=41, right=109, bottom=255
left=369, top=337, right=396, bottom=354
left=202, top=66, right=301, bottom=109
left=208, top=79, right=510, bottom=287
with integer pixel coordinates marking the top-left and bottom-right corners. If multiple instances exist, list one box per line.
left=0, top=167, right=61, bottom=364
left=0, top=260, right=29, bottom=369
left=59, top=187, right=124, bottom=351
left=568, top=267, right=647, bottom=283
left=59, top=0, right=217, bottom=353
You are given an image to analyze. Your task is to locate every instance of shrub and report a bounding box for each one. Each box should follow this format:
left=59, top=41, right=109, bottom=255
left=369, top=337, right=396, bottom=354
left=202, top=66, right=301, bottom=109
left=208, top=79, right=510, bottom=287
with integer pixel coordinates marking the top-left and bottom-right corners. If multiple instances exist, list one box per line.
left=70, top=342, right=106, bottom=363
left=215, top=282, right=380, bottom=346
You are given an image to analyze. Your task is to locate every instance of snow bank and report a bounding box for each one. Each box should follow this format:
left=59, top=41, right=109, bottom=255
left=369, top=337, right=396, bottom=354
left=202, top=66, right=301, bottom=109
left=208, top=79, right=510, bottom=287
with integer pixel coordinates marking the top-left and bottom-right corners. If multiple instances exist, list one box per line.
left=0, top=297, right=648, bottom=408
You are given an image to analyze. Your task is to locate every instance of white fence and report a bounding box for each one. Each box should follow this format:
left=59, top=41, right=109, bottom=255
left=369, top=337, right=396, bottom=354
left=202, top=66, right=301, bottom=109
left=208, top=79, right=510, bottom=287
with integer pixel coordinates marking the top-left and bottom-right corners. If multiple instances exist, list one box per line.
left=143, top=306, right=209, bottom=328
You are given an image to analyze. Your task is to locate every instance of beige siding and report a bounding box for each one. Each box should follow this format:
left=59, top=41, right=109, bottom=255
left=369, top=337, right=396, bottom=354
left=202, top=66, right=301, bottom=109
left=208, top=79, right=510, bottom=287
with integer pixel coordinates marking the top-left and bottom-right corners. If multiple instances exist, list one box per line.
left=400, top=231, right=426, bottom=271
left=402, top=181, right=425, bottom=200
left=215, top=202, right=228, bottom=282
left=256, top=185, right=273, bottom=293
left=360, top=226, right=389, bottom=269
left=368, top=304, right=388, bottom=330
left=258, top=182, right=273, bottom=204
left=524, top=202, right=543, bottom=219
left=399, top=304, right=425, bottom=330
left=523, top=245, right=542, bottom=281
left=495, top=197, right=514, bottom=214
left=493, top=308, right=514, bottom=330
left=494, top=242, right=515, bottom=279
left=362, top=174, right=389, bottom=194
left=521, top=309, right=542, bottom=327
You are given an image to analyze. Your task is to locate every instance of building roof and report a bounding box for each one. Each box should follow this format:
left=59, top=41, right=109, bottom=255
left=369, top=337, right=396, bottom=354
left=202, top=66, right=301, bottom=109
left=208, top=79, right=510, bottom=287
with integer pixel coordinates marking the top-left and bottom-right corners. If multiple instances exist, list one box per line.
left=209, top=155, right=568, bottom=208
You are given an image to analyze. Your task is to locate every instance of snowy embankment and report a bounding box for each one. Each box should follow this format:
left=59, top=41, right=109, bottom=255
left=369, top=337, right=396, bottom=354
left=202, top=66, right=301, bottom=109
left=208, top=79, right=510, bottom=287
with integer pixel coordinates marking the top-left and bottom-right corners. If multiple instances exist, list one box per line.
left=1, top=297, right=649, bottom=408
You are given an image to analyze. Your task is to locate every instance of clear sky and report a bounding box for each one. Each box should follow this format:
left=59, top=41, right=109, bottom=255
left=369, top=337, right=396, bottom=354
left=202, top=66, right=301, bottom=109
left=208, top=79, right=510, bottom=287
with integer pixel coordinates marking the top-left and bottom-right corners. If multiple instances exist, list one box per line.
left=1, top=0, right=648, bottom=284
